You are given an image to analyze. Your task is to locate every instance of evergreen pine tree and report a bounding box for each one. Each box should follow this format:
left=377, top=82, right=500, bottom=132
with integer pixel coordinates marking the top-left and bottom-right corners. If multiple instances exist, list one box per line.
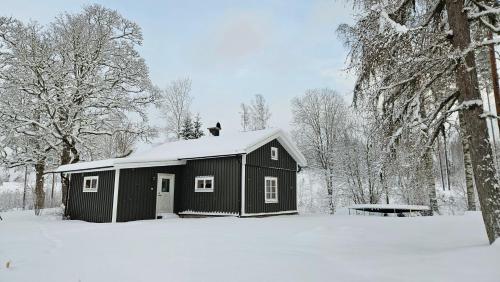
left=179, top=115, right=194, bottom=140
left=192, top=114, right=205, bottom=139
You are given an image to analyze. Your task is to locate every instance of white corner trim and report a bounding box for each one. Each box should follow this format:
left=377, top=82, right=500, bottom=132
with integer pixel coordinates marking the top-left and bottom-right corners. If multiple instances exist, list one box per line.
left=111, top=169, right=120, bottom=223
left=240, top=210, right=298, bottom=217
left=241, top=154, right=246, bottom=216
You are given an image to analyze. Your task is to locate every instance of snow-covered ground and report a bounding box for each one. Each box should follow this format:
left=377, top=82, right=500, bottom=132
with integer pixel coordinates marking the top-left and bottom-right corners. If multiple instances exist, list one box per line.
left=1, top=210, right=499, bottom=282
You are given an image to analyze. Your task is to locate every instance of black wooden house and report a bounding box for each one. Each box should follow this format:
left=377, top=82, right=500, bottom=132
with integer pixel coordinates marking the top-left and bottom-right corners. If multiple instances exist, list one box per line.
left=56, top=128, right=307, bottom=222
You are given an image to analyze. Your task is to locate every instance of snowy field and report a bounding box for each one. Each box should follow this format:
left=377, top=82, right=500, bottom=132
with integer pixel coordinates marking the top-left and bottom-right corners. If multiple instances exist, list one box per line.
left=1, top=210, right=499, bottom=282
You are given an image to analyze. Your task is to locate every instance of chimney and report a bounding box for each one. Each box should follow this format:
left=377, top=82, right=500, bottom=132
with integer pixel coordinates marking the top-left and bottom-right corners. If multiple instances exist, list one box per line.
left=208, top=122, right=221, bottom=136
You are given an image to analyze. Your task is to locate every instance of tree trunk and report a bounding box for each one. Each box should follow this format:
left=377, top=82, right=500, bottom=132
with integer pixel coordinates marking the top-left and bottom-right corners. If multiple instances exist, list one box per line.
left=34, top=161, right=45, bottom=216
left=380, top=171, right=389, bottom=204
left=446, top=0, right=500, bottom=244
left=487, top=31, right=500, bottom=131
left=22, top=165, right=27, bottom=210
left=424, top=150, right=438, bottom=215
left=60, top=143, right=71, bottom=212
left=325, top=168, right=335, bottom=214
left=437, top=137, right=446, bottom=191
left=459, top=111, right=477, bottom=211
left=442, top=127, right=451, bottom=191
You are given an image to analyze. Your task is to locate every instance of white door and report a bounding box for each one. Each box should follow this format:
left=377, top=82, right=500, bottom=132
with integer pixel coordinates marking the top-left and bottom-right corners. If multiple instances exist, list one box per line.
left=156, top=174, right=175, bottom=215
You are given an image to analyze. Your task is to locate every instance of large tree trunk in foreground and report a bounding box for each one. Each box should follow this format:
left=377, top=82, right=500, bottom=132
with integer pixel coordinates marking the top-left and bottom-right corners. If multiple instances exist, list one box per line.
left=446, top=0, right=500, bottom=244
left=487, top=31, right=500, bottom=131
left=34, top=161, right=45, bottom=215
left=459, top=112, right=477, bottom=211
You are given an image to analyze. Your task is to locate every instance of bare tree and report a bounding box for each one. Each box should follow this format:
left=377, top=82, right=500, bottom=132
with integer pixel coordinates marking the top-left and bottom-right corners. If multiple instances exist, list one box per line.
left=292, top=88, right=349, bottom=213
left=250, top=94, right=271, bottom=130
left=0, top=18, right=59, bottom=214
left=160, top=78, right=193, bottom=139
left=240, top=103, right=251, bottom=131
left=0, top=5, right=158, bottom=211
left=240, top=94, right=271, bottom=131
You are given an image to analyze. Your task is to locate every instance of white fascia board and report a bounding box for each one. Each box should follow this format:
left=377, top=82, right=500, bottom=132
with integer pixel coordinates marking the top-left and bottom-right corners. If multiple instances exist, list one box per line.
left=113, top=160, right=186, bottom=169
left=62, top=167, right=116, bottom=174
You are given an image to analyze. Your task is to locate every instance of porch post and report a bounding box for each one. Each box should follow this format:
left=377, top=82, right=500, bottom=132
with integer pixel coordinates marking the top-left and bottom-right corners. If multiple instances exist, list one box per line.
left=112, top=169, right=120, bottom=223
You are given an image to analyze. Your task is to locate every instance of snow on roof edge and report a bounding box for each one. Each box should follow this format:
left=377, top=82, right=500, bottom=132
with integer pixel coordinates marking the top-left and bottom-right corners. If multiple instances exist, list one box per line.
left=55, top=128, right=307, bottom=172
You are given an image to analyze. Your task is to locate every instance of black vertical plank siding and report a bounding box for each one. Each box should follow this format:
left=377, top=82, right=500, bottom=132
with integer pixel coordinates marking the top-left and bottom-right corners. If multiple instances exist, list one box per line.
left=67, top=137, right=297, bottom=222
left=245, top=139, right=297, bottom=214
left=67, top=170, right=115, bottom=223
left=180, top=156, right=241, bottom=214
left=246, top=139, right=296, bottom=170
left=116, top=166, right=183, bottom=222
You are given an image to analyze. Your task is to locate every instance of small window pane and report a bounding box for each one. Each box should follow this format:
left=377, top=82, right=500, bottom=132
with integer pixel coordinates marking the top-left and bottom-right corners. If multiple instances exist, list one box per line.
left=85, top=179, right=91, bottom=189
left=271, top=147, right=278, bottom=160
left=162, top=179, right=169, bottom=192
left=91, top=179, right=97, bottom=189
left=197, top=179, right=204, bottom=189
left=205, top=179, right=212, bottom=188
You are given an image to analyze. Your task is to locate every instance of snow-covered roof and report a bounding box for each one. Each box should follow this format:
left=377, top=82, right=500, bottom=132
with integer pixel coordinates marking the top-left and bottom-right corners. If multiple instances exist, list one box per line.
left=55, top=159, right=116, bottom=173
left=55, top=128, right=307, bottom=173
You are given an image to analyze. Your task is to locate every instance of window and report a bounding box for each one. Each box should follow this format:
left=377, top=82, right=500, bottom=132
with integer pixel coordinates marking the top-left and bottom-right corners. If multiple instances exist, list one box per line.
left=265, top=177, right=278, bottom=203
left=161, top=178, right=170, bottom=192
left=83, top=176, right=99, bottom=192
left=271, top=147, right=278, bottom=160
left=195, top=176, right=214, bottom=192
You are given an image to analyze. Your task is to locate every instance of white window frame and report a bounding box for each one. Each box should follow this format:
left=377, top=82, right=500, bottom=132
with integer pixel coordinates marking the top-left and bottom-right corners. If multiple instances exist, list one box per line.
left=265, top=176, right=278, bottom=203
left=83, top=176, right=99, bottom=193
left=271, top=147, right=278, bottom=160
left=194, top=176, right=214, bottom=192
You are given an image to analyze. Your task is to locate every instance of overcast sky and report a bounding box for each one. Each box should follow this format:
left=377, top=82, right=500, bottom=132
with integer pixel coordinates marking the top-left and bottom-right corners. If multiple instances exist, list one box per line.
left=3, top=0, right=356, bottom=140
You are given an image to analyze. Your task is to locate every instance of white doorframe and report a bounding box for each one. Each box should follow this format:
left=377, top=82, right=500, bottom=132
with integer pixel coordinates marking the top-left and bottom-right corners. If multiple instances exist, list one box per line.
left=156, top=173, right=175, bottom=216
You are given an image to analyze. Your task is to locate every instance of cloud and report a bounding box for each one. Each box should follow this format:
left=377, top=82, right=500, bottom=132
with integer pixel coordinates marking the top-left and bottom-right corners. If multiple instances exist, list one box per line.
left=192, top=11, right=273, bottom=68
left=213, top=13, right=270, bottom=60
